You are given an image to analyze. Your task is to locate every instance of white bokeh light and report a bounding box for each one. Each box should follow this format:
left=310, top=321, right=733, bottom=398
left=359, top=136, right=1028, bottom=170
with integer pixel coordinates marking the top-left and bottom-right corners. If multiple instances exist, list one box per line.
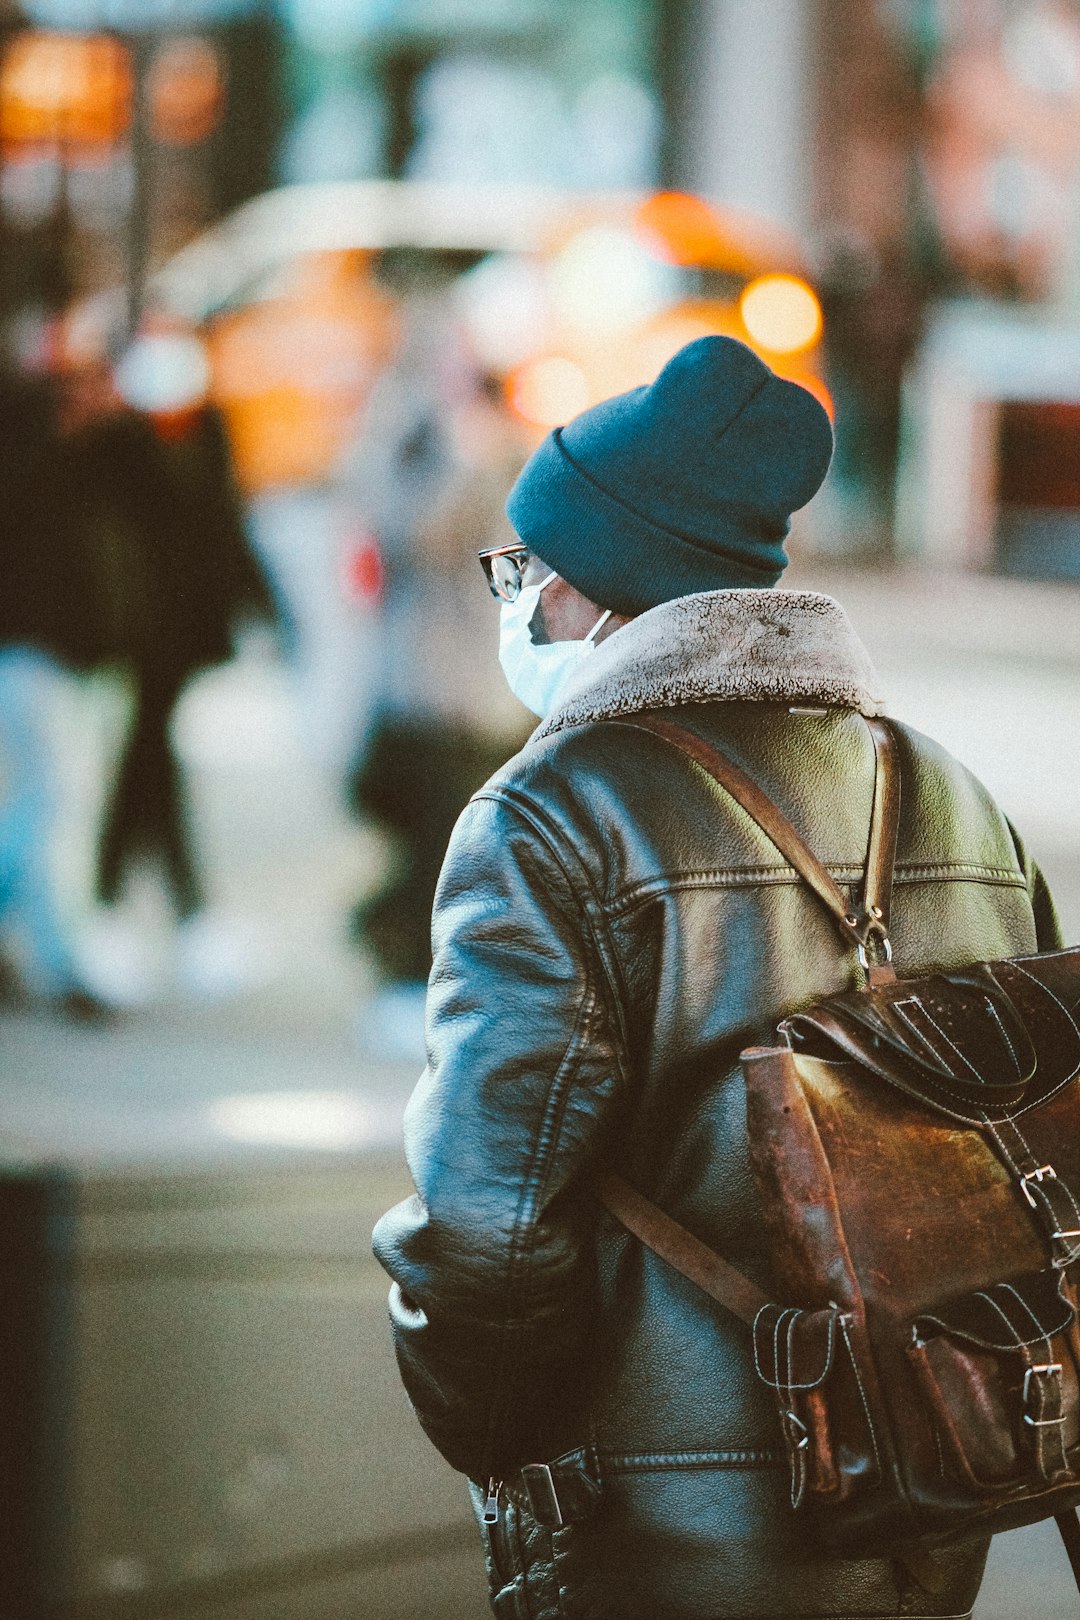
left=209, top=1091, right=373, bottom=1150
left=548, top=226, right=680, bottom=339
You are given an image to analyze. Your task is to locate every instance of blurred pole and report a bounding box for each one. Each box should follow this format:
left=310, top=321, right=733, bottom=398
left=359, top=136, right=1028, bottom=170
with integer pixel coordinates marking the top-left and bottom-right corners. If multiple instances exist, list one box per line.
left=43, top=143, right=73, bottom=317
left=0, top=12, right=14, bottom=338
left=0, top=1172, right=75, bottom=1620
left=668, top=0, right=814, bottom=232
left=126, top=35, right=154, bottom=342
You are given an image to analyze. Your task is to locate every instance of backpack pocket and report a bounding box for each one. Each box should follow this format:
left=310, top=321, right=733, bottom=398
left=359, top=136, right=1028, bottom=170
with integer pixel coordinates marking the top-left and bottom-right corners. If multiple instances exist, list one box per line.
left=753, top=1303, right=881, bottom=1509
left=906, top=1269, right=1080, bottom=1490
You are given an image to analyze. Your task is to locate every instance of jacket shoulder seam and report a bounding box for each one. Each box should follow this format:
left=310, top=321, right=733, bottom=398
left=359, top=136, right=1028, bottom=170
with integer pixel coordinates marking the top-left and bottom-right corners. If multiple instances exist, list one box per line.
left=606, top=863, right=1028, bottom=918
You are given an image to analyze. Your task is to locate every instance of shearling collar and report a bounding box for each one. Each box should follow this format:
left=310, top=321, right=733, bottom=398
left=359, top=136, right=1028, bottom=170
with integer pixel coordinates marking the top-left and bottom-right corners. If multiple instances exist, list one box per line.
left=533, top=589, right=886, bottom=739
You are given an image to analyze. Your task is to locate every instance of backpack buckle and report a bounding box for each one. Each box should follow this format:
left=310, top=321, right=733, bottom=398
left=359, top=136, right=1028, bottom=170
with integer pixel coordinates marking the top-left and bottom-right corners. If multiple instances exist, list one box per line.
left=1023, top=1362, right=1063, bottom=1404
left=1021, top=1166, right=1057, bottom=1208
left=781, top=1410, right=811, bottom=1451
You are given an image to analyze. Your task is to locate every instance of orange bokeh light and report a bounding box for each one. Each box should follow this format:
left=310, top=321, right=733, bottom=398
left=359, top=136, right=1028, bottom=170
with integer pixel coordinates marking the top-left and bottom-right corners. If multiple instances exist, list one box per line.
left=634, top=191, right=733, bottom=267
left=0, top=32, right=132, bottom=148
left=508, top=356, right=590, bottom=428
left=149, top=37, right=225, bottom=147
left=208, top=251, right=397, bottom=494
left=739, top=274, right=823, bottom=356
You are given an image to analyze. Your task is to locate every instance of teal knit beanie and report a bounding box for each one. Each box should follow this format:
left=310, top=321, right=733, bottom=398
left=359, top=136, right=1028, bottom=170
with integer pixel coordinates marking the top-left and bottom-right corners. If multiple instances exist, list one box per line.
left=505, top=336, right=833, bottom=616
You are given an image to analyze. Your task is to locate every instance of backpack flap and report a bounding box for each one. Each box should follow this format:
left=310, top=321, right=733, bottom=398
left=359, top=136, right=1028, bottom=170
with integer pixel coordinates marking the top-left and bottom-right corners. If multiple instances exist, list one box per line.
left=907, top=1270, right=1080, bottom=1490
left=780, top=965, right=1054, bottom=1126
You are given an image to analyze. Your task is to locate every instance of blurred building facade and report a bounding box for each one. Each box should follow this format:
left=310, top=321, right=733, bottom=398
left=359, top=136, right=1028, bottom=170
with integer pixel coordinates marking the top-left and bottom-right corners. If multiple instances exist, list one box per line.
left=5, top=0, right=1080, bottom=573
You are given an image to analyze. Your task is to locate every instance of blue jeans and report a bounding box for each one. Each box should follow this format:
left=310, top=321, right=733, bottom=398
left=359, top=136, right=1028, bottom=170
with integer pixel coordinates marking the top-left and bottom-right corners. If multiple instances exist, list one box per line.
left=0, top=646, right=82, bottom=996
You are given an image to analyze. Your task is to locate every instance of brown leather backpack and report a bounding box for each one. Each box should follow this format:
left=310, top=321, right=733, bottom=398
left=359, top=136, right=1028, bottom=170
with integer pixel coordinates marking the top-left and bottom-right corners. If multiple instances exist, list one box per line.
left=598, top=710, right=1080, bottom=1588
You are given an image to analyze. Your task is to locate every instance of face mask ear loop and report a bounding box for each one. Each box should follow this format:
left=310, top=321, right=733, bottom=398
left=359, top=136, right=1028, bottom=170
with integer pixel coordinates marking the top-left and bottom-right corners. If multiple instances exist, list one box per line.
left=583, top=609, right=612, bottom=646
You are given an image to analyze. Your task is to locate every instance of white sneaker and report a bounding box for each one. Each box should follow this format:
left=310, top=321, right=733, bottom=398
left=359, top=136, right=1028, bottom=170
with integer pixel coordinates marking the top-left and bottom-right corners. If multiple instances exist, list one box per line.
left=77, top=908, right=168, bottom=1009
left=175, top=910, right=270, bottom=1002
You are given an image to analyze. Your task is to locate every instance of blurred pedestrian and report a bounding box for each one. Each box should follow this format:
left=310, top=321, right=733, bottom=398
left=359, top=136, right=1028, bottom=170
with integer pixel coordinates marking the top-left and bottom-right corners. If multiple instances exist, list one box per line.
left=373, top=338, right=1058, bottom=1618
left=339, top=264, right=529, bottom=1057
left=58, top=330, right=275, bottom=998
left=0, top=365, right=113, bottom=1013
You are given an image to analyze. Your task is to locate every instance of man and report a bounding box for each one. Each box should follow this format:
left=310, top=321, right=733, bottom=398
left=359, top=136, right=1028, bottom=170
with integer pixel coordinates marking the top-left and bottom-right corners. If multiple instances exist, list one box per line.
left=373, top=338, right=1058, bottom=1618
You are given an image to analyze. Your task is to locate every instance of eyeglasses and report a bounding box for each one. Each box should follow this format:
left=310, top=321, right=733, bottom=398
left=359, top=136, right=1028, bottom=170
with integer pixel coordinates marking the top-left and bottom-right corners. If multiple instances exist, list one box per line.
left=479, top=543, right=531, bottom=603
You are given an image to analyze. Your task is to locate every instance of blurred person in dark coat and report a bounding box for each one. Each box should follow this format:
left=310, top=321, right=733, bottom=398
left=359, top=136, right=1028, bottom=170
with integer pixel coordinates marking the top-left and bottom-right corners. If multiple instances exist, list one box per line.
left=57, top=332, right=275, bottom=995
left=0, top=365, right=114, bottom=1011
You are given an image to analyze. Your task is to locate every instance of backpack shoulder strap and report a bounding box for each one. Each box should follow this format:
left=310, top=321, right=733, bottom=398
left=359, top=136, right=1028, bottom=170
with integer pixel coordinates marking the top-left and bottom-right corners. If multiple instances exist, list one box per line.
left=611, top=709, right=899, bottom=971
left=862, top=715, right=900, bottom=943
left=592, top=709, right=903, bottom=1335
left=596, top=1171, right=770, bottom=1326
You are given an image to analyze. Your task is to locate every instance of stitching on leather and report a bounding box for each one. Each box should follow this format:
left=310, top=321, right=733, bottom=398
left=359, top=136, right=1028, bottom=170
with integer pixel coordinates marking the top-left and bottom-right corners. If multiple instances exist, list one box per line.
left=774, top=1306, right=791, bottom=1395
left=895, top=1000, right=986, bottom=1086
left=994, top=1284, right=1068, bottom=1474
left=892, top=998, right=972, bottom=1082
left=980, top=1114, right=1077, bottom=1249
left=479, top=979, right=598, bottom=1478
left=991, top=1110, right=1080, bottom=1257
left=984, top=999, right=1023, bottom=1076
left=854, top=1006, right=996, bottom=1110
left=606, top=864, right=1027, bottom=917
left=783, top=1308, right=806, bottom=1508
left=981, top=1114, right=1024, bottom=1177
left=839, top=1315, right=882, bottom=1479
left=1008, top=964, right=1080, bottom=1108
left=1012, top=961, right=1080, bottom=1045
left=754, top=1308, right=837, bottom=1389
left=755, top=1305, right=791, bottom=1385
left=975, top=1288, right=1031, bottom=1349
left=475, top=787, right=634, bottom=1078
left=600, top=1449, right=783, bottom=1470
left=915, top=1310, right=1048, bottom=1352
left=998, top=1279, right=1061, bottom=1349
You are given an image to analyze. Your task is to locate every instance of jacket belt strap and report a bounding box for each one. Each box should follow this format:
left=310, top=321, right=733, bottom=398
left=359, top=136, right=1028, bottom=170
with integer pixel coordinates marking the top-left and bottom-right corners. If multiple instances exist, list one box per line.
left=508, top=1446, right=602, bottom=1528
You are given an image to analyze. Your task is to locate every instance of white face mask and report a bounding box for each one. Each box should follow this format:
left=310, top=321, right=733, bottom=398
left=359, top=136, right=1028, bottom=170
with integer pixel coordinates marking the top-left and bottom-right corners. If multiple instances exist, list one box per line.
left=498, top=573, right=612, bottom=719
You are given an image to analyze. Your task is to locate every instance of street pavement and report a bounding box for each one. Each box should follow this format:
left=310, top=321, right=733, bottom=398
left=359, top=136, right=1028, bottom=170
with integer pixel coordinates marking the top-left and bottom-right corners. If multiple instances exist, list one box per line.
left=4, top=561, right=1080, bottom=1616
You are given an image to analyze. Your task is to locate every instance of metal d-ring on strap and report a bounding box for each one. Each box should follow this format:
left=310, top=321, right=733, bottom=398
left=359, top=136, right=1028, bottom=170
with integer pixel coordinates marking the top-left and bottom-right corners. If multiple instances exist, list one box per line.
left=610, top=709, right=901, bottom=986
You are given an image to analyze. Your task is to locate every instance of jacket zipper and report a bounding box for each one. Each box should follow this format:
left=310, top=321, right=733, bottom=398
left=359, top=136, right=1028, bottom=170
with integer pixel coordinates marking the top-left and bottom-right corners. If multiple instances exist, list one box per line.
left=483, top=1477, right=502, bottom=1524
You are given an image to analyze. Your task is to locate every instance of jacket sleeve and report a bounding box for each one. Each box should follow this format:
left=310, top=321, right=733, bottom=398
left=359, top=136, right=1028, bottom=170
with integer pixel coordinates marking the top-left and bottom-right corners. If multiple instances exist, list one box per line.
left=1007, top=819, right=1063, bottom=951
left=371, top=788, right=626, bottom=1483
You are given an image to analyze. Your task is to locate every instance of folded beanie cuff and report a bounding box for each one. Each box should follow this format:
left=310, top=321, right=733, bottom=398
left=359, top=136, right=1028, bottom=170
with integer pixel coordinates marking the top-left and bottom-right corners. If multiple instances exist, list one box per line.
left=506, top=431, right=786, bottom=617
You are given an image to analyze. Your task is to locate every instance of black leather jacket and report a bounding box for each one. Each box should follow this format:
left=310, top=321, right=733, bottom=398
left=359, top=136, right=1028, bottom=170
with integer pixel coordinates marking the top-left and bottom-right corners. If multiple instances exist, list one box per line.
left=373, top=591, right=1059, bottom=1620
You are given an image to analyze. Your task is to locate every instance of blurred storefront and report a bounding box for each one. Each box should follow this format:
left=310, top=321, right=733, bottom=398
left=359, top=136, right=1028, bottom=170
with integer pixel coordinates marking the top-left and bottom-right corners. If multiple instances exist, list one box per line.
left=797, top=0, right=1080, bottom=578
left=0, top=0, right=281, bottom=346
left=277, top=0, right=661, bottom=192
left=4, top=0, right=1080, bottom=579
